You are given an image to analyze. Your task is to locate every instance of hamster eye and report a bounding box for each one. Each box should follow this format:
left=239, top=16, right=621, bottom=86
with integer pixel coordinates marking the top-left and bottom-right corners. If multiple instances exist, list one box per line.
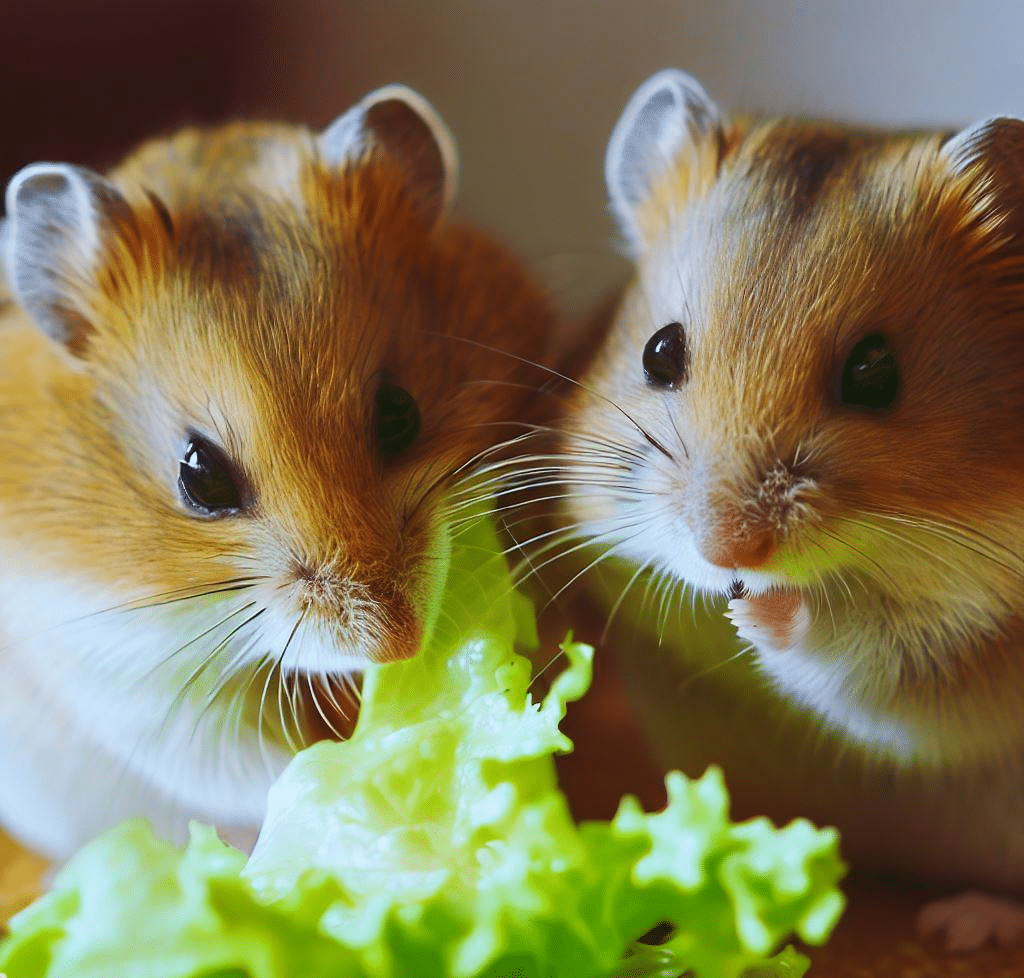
left=643, top=323, right=689, bottom=388
left=840, top=333, right=899, bottom=410
left=376, top=379, right=421, bottom=459
left=178, top=436, right=243, bottom=515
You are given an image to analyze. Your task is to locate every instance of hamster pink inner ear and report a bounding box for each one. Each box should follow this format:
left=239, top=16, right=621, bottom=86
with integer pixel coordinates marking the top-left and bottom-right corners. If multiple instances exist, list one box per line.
left=3, top=162, right=130, bottom=355
left=318, top=84, right=458, bottom=226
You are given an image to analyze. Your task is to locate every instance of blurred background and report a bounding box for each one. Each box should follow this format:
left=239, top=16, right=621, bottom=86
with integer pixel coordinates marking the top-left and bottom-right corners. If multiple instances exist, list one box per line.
left=3, top=0, right=1024, bottom=317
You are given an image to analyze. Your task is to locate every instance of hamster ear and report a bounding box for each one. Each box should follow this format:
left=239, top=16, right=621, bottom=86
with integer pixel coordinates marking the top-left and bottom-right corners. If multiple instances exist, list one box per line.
left=941, top=117, right=1024, bottom=235
left=606, top=69, right=725, bottom=253
left=319, top=84, right=458, bottom=224
left=941, top=116, right=1024, bottom=174
left=4, top=163, right=131, bottom=354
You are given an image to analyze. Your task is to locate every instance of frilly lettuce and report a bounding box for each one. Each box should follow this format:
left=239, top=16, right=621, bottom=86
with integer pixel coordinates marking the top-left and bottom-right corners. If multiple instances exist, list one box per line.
left=0, top=513, right=845, bottom=978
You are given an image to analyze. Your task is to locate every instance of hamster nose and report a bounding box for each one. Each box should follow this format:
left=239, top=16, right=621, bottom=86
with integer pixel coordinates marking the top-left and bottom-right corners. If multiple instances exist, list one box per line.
left=702, top=531, right=777, bottom=571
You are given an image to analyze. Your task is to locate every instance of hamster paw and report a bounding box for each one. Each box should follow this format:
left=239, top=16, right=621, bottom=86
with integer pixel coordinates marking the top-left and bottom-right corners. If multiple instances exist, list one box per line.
left=918, top=890, right=1024, bottom=952
left=725, top=588, right=809, bottom=652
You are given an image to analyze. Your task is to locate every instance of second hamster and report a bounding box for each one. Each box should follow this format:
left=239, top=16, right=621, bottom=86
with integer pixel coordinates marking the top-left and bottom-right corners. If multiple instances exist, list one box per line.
left=560, top=70, right=1024, bottom=950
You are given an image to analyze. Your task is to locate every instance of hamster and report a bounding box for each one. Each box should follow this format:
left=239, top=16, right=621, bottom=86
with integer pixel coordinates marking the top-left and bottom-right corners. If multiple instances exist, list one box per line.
left=559, top=70, right=1024, bottom=951
left=0, top=85, right=557, bottom=861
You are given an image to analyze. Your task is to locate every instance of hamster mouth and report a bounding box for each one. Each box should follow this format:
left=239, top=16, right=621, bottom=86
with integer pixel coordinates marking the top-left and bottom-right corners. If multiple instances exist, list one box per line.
left=728, top=579, right=746, bottom=600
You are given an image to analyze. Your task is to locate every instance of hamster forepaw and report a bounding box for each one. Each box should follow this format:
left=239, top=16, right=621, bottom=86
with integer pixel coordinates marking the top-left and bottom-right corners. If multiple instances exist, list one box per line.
left=725, top=587, right=810, bottom=653
left=918, top=890, right=1024, bottom=952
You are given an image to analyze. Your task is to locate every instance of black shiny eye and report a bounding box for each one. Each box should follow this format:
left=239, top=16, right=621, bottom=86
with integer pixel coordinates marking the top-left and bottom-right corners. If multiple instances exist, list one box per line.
left=178, top=435, right=243, bottom=515
left=375, top=380, right=421, bottom=459
left=839, top=333, right=899, bottom=410
left=643, top=322, right=689, bottom=388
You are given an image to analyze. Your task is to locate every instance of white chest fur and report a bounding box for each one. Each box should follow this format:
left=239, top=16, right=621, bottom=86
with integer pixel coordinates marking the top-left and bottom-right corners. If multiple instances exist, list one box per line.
left=0, top=570, right=288, bottom=859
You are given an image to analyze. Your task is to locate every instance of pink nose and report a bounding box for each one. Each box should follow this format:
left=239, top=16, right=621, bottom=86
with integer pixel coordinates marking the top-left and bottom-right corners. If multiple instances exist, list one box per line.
left=702, top=531, right=777, bottom=571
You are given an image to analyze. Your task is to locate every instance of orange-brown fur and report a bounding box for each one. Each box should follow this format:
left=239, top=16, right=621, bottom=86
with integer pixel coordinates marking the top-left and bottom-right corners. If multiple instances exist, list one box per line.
left=0, top=98, right=558, bottom=858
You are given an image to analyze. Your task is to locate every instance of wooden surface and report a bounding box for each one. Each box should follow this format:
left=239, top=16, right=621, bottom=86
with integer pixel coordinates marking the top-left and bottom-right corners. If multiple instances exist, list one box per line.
left=0, top=830, right=47, bottom=931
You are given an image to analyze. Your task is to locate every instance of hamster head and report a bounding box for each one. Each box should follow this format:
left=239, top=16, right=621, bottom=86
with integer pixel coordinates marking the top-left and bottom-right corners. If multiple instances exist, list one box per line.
left=564, top=70, right=1024, bottom=761
left=3, top=86, right=554, bottom=677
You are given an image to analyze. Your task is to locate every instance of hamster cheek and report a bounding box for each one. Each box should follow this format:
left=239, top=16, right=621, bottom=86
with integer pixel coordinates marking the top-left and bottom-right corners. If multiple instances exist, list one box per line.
left=725, top=588, right=811, bottom=652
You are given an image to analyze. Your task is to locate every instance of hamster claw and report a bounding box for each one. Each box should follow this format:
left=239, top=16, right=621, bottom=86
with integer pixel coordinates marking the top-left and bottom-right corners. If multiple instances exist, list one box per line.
left=918, top=890, right=1024, bottom=952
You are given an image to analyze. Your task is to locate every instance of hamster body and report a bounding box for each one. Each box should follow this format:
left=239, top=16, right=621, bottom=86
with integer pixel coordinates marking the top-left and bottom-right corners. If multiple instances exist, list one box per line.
left=0, top=87, right=556, bottom=860
left=561, top=71, right=1024, bottom=947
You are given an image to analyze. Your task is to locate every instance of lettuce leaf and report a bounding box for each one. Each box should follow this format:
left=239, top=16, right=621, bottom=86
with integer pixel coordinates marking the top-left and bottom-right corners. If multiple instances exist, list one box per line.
left=0, top=513, right=845, bottom=978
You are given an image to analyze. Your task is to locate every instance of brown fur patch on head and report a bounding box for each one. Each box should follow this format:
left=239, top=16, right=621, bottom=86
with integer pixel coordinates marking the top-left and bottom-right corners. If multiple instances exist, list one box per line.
left=744, top=121, right=862, bottom=221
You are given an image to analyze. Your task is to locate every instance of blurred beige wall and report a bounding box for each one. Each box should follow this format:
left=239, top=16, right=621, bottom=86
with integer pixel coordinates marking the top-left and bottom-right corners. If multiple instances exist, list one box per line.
left=272, top=0, right=1024, bottom=315
left=4, top=1, right=1022, bottom=317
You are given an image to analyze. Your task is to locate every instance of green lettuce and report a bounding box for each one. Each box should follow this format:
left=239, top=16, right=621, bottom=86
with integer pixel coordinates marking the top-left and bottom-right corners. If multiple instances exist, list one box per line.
left=0, top=513, right=845, bottom=978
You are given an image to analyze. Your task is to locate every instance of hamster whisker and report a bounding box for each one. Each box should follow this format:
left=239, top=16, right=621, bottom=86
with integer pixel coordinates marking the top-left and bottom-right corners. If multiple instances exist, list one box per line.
left=539, top=525, right=653, bottom=610
left=601, top=558, right=653, bottom=643
left=457, top=377, right=565, bottom=398
left=453, top=459, right=651, bottom=492
left=306, top=672, right=349, bottom=741
left=815, top=525, right=904, bottom=597
left=446, top=471, right=641, bottom=509
left=445, top=428, right=545, bottom=483
left=676, top=642, right=757, bottom=692
left=130, top=598, right=262, bottom=690
left=661, top=397, right=690, bottom=460
left=170, top=605, right=267, bottom=734
left=63, top=576, right=267, bottom=629
left=460, top=453, right=635, bottom=481
left=447, top=484, right=652, bottom=530
left=403, top=429, right=551, bottom=527
left=148, top=606, right=266, bottom=761
left=432, top=332, right=678, bottom=462
left=638, top=564, right=665, bottom=627
left=500, top=522, right=596, bottom=560
left=493, top=510, right=564, bottom=605
left=446, top=493, right=578, bottom=530
left=275, top=614, right=307, bottom=754
left=503, top=516, right=646, bottom=602
left=527, top=422, right=654, bottom=461
left=326, top=673, right=361, bottom=721
left=526, top=641, right=568, bottom=695
left=287, top=661, right=306, bottom=754
left=507, top=527, right=590, bottom=574
left=656, top=569, right=683, bottom=637
left=488, top=420, right=653, bottom=465
left=805, top=536, right=858, bottom=611
left=848, top=518, right=982, bottom=587
left=341, top=672, right=362, bottom=708
left=219, top=655, right=268, bottom=771
left=447, top=420, right=650, bottom=477
left=869, top=511, right=1024, bottom=578
left=651, top=565, right=684, bottom=643
left=201, top=634, right=268, bottom=769
left=249, top=654, right=282, bottom=771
